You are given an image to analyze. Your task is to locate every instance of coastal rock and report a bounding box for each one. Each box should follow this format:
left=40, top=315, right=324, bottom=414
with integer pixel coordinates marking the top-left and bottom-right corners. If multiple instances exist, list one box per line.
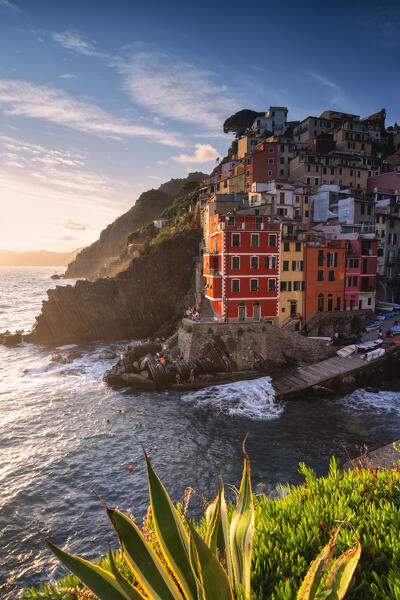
left=121, top=373, right=156, bottom=389
left=50, top=274, right=63, bottom=280
left=49, top=352, right=67, bottom=364
left=0, top=331, right=23, bottom=346
left=26, top=229, right=202, bottom=345
left=66, top=349, right=83, bottom=362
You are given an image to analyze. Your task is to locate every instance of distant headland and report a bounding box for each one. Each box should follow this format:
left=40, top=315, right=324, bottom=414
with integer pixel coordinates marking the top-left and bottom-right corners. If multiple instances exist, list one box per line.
left=0, top=248, right=82, bottom=267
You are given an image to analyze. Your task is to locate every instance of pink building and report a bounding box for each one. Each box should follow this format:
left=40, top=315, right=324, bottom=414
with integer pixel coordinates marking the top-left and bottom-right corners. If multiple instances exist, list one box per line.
left=344, top=238, right=377, bottom=311
left=368, top=170, right=400, bottom=198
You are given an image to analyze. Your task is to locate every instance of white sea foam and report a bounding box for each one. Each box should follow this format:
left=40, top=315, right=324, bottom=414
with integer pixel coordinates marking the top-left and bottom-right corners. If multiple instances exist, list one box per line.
left=342, top=387, right=400, bottom=415
left=182, top=376, right=283, bottom=420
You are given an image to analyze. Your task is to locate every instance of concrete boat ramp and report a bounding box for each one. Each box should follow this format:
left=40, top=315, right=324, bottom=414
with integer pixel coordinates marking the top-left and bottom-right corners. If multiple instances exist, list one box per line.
left=270, top=353, right=385, bottom=401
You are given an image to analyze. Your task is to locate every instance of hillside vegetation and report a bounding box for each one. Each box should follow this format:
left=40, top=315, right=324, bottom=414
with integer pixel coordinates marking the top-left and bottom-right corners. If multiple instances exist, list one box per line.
left=64, top=172, right=205, bottom=279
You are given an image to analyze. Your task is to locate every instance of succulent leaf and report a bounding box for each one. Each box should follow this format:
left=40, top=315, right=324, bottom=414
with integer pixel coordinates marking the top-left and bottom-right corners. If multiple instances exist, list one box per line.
left=320, top=536, right=361, bottom=599
left=229, top=443, right=254, bottom=600
left=45, top=539, right=132, bottom=600
left=188, top=522, right=234, bottom=600
left=108, top=548, right=148, bottom=600
left=145, top=453, right=198, bottom=600
left=109, top=508, right=182, bottom=600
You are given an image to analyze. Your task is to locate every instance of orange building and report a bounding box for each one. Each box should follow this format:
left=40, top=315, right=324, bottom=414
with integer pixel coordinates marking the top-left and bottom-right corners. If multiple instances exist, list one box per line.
left=304, top=240, right=346, bottom=320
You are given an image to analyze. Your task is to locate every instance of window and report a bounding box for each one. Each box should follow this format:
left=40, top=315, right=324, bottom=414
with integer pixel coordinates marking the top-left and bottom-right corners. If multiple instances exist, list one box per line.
left=231, top=279, right=240, bottom=292
left=280, top=281, right=287, bottom=291
left=292, top=260, right=303, bottom=271
left=268, top=158, right=274, bottom=164
left=318, top=294, right=324, bottom=311
left=368, top=297, right=372, bottom=305
left=346, top=276, right=351, bottom=287
left=269, top=147, right=274, bottom=153
left=317, top=270, right=324, bottom=281
left=280, top=192, right=285, bottom=203
left=287, top=281, right=292, bottom=291
left=280, top=157, right=284, bottom=164
left=304, top=195, right=309, bottom=204
left=232, top=233, right=240, bottom=247
left=306, top=177, right=311, bottom=185
left=318, top=250, right=324, bottom=266
left=353, top=276, right=358, bottom=286
left=314, top=177, right=319, bottom=185
left=295, top=242, right=301, bottom=252
left=283, top=260, right=289, bottom=271
left=268, top=279, right=276, bottom=291
left=251, top=234, right=259, bottom=247
left=269, top=234, right=277, bottom=247
left=250, top=256, right=259, bottom=269
left=266, top=256, right=276, bottom=269
left=293, top=281, right=300, bottom=291
left=337, top=297, right=341, bottom=310
left=328, top=270, right=335, bottom=281
left=284, top=242, right=290, bottom=251
left=250, top=279, right=258, bottom=292
left=268, top=170, right=273, bottom=176
left=305, top=210, right=309, bottom=217
left=232, top=256, right=240, bottom=269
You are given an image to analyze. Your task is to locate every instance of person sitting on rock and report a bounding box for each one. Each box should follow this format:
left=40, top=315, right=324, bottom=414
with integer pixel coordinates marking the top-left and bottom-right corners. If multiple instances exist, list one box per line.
left=176, top=373, right=181, bottom=384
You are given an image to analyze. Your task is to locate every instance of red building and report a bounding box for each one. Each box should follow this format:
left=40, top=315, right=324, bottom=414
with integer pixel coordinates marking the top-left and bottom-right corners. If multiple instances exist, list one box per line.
left=344, top=238, right=377, bottom=311
left=304, top=241, right=346, bottom=320
left=203, top=213, right=281, bottom=322
left=245, top=142, right=278, bottom=190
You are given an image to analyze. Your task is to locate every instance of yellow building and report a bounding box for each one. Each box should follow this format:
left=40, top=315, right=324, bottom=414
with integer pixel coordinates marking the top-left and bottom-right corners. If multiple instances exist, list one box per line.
left=279, top=223, right=305, bottom=328
left=237, top=134, right=259, bottom=159
left=333, top=120, right=372, bottom=155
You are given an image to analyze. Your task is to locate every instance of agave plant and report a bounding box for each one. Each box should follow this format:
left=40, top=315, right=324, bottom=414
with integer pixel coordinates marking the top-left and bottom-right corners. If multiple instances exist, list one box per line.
left=297, top=522, right=361, bottom=600
left=44, top=444, right=254, bottom=600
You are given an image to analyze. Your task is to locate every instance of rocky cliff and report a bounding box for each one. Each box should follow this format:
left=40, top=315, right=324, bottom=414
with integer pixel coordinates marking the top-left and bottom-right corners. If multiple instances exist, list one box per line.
left=27, top=229, right=202, bottom=345
left=64, top=172, right=205, bottom=279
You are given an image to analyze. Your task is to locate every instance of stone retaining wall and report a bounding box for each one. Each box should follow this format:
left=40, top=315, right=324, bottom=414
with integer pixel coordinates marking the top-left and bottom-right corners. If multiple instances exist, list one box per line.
left=178, top=321, right=336, bottom=371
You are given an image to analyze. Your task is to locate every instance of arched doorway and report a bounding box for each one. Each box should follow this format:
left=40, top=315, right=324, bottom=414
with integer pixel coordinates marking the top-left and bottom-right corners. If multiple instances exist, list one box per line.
left=238, top=303, right=246, bottom=321
left=253, top=302, right=261, bottom=321
left=318, top=293, right=324, bottom=312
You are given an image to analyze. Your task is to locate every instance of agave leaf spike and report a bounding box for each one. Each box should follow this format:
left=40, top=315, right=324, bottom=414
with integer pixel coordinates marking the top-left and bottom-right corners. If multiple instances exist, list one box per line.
left=188, top=522, right=234, bottom=600
left=319, top=531, right=361, bottom=600
left=218, top=479, right=233, bottom=586
left=107, top=547, right=148, bottom=600
left=44, top=538, right=132, bottom=600
left=205, top=484, right=222, bottom=556
left=229, top=435, right=254, bottom=600
left=109, top=508, right=182, bottom=600
left=144, top=452, right=198, bottom=600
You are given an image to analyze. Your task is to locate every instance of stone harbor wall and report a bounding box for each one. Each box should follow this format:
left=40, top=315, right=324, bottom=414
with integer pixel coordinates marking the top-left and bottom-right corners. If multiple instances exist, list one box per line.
left=178, top=321, right=336, bottom=371
left=306, top=309, right=374, bottom=337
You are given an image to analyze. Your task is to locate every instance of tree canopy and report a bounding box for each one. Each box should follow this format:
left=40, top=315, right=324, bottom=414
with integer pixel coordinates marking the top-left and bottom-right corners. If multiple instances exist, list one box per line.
left=223, top=109, right=264, bottom=138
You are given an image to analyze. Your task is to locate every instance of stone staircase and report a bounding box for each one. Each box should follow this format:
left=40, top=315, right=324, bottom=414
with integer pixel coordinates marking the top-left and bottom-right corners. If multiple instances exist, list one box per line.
left=199, top=297, right=217, bottom=321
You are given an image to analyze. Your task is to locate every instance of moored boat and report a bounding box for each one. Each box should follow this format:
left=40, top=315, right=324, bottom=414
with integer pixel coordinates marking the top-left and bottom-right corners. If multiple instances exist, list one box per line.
left=365, top=320, right=384, bottom=332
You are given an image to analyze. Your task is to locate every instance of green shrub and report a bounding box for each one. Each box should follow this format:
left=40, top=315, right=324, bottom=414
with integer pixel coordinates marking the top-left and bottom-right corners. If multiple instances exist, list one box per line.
left=237, top=327, right=244, bottom=337
left=262, top=326, right=266, bottom=332
left=227, top=337, right=237, bottom=351
left=250, top=458, right=400, bottom=600
left=183, top=324, right=193, bottom=333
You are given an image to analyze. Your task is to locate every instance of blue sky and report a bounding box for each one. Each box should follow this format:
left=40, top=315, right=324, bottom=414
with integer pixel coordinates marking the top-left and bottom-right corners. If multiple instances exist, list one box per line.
left=0, top=0, right=399, bottom=251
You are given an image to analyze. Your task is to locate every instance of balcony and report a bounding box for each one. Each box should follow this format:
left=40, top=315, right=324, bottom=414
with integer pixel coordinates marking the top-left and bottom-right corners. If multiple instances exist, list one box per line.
left=209, top=268, right=221, bottom=276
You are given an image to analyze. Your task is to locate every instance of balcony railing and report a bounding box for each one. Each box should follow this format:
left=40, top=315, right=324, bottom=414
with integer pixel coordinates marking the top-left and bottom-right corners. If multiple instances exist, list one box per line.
left=209, top=268, right=221, bottom=276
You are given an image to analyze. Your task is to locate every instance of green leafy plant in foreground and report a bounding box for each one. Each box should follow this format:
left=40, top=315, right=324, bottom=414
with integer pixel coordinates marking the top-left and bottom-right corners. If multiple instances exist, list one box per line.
left=25, top=452, right=362, bottom=600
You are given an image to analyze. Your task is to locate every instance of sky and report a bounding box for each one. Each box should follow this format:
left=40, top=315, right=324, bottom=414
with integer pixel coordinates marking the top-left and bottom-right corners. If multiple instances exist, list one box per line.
left=0, top=0, right=399, bottom=252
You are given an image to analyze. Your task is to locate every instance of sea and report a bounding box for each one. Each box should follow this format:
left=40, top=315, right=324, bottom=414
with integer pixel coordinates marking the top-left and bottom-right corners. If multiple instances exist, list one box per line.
left=1, top=266, right=400, bottom=598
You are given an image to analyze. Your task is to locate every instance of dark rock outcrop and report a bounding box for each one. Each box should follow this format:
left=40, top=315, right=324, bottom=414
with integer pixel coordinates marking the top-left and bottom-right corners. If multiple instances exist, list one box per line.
left=27, top=229, right=202, bottom=345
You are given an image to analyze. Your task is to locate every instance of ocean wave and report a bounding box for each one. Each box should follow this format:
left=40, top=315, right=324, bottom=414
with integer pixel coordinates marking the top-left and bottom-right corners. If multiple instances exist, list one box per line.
left=341, top=388, right=400, bottom=415
left=182, top=376, right=283, bottom=420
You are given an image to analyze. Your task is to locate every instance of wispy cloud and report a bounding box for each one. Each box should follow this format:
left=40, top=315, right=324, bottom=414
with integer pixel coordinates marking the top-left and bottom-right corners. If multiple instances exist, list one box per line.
left=172, top=143, right=220, bottom=163
left=58, top=235, right=77, bottom=241
left=60, top=73, right=77, bottom=80
left=0, top=80, right=185, bottom=146
left=157, top=159, right=168, bottom=165
left=307, top=72, right=348, bottom=110
left=52, top=29, right=104, bottom=57
left=52, top=31, right=238, bottom=134
left=65, top=219, right=88, bottom=231
left=0, top=0, right=20, bottom=12
left=116, top=50, right=238, bottom=131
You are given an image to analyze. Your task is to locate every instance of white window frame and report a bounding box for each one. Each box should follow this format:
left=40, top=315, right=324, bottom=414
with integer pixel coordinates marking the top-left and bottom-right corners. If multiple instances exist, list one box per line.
left=231, top=256, right=240, bottom=269
left=268, top=278, right=276, bottom=291
left=231, top=279, right=240, bottom=292
left=251, top=233, right=259, bottom=247
left=250, top=255, right=259, bottom=269
left=232, top=233, right=240, bottom=247
left=269, top=234, right=277, bottom=247
left=250, top=278, right=259, bottom=292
